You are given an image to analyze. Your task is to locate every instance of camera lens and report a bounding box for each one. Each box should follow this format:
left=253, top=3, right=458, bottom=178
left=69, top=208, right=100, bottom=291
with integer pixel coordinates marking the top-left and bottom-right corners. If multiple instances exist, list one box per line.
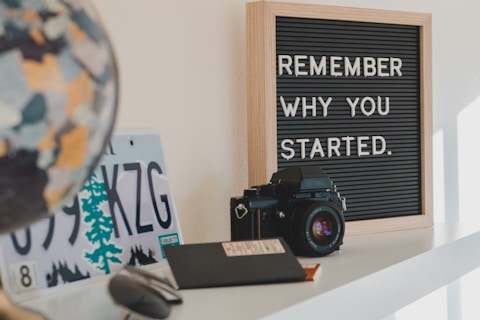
left=311, top=214, right=334, bottom=243
left=291, top=201, right=345, bottom=256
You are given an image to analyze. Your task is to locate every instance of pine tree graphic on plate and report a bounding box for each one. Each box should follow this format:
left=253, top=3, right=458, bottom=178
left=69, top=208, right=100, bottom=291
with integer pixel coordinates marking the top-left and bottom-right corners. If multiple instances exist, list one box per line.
left=81, top=173, right=123, bottom=274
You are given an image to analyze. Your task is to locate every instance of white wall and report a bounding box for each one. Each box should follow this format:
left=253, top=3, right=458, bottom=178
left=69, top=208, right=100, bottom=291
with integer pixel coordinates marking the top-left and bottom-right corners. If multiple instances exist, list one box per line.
left=93, top=0, right=480, bottom=244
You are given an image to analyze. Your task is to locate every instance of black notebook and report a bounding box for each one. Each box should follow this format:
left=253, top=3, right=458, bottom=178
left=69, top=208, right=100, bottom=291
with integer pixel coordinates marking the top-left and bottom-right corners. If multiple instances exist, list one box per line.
left=164, top=238, right=306, bottom=289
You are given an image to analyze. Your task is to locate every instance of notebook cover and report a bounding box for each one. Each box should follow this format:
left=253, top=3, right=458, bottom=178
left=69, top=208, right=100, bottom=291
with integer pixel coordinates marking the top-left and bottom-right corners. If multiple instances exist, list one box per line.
left=164, top=238, right=307, bottom=289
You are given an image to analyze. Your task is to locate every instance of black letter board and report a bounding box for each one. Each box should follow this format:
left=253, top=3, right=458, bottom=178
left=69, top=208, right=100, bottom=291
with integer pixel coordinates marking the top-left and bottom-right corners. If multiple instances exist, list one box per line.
left=247, top=2, right=432, bottom=235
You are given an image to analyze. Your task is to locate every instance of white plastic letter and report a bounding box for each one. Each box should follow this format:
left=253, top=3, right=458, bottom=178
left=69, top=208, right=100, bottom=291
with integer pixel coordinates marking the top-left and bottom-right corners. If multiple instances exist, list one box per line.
left=377, top=96, right=390, bottom=115
left=280, top=139, right=295, bottom=160
left=280, top=96, right=300, bottom=117
left=296, top=138, right=310, bottom=159
left=372, top=136, right=386, bottom=155
left=360, top=97, right=376, bottom=117
left=294, top=55, right=308, bottom=76
left=341, top=136, right=355, bottom=156
left=377, top=57, right=389, bottom=77
left=302, top=97, right=316, bottom=118
left=327, top=137, right=341, bottom=157
left=390, top=57, right=403, bottom=76
left=310, top=56, right=327, bottom=75
left=309, top=138, right=325, bottom=158
left=318, top=97, right=332, bottom=117
left=346, top=97, right=360, bottom=117
left=363, top=57, right=377, bottom=77
left=278, top=55, right=292, bottom=76
left=345, top=57, right=361, bottom=76
left=330, top=56, right=342, bottom=76
left=357, top=136, right=370, bottom=156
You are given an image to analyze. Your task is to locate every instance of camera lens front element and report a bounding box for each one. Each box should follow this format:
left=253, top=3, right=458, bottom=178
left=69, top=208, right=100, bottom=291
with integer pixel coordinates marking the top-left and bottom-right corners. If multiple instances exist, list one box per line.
left=311, top=215, right=334, bottom=242
left=291, top=201, right=345, bottom=256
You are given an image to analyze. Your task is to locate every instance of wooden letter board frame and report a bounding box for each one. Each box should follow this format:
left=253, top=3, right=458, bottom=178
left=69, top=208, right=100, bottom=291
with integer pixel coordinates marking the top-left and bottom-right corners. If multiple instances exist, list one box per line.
left=247, top=1, right=432, bottom=235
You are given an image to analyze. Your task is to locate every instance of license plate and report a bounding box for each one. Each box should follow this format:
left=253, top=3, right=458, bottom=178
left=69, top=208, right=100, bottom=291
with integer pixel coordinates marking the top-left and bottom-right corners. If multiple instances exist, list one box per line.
left=0, top=131, right=183, bottom=299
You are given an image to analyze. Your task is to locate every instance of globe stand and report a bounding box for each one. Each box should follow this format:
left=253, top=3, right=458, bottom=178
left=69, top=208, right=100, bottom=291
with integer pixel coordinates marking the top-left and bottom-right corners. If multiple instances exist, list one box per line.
left=0, top=281, right=46, bottom=320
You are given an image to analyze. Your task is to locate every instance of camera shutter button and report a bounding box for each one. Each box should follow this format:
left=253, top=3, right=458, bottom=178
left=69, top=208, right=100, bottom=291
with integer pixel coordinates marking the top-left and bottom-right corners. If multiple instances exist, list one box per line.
left=277, top=211, right=286, bottom=219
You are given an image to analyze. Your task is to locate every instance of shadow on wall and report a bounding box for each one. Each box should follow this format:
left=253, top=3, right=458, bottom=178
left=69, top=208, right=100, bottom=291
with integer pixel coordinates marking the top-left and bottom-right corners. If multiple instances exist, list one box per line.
left=435, top=76, right=480, bottom=225
left=432, top=0, right=480, bottom=225
left=457, top=94, right=480, bottom=223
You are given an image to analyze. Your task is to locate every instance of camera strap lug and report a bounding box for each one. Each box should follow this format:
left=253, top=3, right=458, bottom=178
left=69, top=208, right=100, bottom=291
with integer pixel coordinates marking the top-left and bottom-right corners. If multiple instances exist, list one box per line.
left=340, top=196, right=347, bottom=212
left=235, top=203, right=249, bottom=219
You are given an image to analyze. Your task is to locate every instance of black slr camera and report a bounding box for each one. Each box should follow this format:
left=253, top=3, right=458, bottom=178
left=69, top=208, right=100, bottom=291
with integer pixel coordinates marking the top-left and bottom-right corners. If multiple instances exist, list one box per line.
left=230, top=166, right=346, bottom=256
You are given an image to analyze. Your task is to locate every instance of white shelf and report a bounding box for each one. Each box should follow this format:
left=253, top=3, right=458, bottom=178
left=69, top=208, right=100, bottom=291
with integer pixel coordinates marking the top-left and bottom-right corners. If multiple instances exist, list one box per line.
left=18, top=223, right=480, bottom=320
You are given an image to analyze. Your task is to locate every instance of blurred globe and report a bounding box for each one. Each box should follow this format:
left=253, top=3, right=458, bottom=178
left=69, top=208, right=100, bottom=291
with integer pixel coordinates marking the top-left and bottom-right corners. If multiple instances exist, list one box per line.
left=0, top=0, right=118, bottom=233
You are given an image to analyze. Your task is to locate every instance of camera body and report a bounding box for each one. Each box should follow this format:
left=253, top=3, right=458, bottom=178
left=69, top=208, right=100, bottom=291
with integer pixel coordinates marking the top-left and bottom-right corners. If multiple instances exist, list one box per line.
left=230, top=166, right=346, bottom=256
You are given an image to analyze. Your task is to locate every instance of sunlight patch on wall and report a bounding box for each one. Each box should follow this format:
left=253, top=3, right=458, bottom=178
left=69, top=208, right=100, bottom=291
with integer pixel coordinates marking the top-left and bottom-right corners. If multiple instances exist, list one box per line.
left=433, top=130, right=445, bottom=224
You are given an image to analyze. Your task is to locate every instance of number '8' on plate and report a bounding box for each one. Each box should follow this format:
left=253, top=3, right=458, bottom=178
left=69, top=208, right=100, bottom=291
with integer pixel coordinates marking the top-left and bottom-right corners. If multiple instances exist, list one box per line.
left=10, top=261, right=40, bottom=292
